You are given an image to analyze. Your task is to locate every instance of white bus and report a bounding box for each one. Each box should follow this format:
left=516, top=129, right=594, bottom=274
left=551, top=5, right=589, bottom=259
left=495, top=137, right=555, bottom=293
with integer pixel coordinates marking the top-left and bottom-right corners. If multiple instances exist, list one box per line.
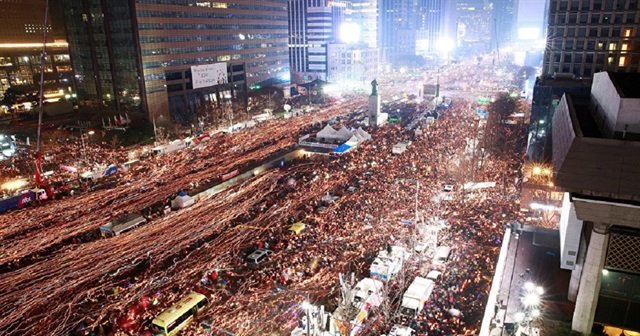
left=151, top=292, right=209, bottom=336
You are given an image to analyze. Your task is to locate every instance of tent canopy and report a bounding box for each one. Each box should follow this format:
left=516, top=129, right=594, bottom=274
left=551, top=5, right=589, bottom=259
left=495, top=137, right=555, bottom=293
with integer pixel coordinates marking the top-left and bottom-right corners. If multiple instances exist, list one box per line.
left=288, top=222, right=306, bottom=234
left=333, top=144, right=352, bottom=153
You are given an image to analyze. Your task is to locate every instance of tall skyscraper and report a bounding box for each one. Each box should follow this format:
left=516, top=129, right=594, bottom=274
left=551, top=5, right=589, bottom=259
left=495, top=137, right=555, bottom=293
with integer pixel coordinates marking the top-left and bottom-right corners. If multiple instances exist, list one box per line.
left=0, top=0, right=73, bottom=108
left=455, top=0, right=493, bottom=51
left=62, top=0, right=290, bottom=124
left=350, top=0, right=379, bottom=49
left=288, top=0, right=379, bottom=83
left=543, top=0, right=640, bottom=77
left=289, top=0, right=349, bottom=82
left=380, top=0, right=418, bottom=64
left=491, top=0, right=517, bottom=47
left=415, top=0, right=456, bottom=56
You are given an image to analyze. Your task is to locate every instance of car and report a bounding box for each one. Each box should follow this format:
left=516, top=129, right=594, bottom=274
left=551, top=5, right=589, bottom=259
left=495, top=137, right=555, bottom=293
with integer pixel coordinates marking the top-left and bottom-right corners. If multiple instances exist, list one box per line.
left=443, top=184, right=454, bottom=192
left=247, top=249, right=272, bottom=265
left=426, top=270, right=442, bottom=281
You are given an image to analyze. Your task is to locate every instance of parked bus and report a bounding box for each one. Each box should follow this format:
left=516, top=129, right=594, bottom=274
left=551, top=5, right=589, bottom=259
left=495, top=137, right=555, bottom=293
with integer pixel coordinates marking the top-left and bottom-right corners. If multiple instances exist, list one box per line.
left=151, top=292, right=209, bottom=336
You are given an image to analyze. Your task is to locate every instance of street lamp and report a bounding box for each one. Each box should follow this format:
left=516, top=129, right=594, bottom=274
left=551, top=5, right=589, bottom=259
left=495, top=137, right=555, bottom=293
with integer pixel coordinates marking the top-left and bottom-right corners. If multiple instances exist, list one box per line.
left=301, top=300, right=311, bottom=336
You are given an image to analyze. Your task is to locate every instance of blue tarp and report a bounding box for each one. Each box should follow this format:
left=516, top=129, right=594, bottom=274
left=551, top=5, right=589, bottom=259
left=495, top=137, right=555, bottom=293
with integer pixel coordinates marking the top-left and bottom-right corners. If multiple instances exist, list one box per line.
left=333, top=144, right=352, bottom=153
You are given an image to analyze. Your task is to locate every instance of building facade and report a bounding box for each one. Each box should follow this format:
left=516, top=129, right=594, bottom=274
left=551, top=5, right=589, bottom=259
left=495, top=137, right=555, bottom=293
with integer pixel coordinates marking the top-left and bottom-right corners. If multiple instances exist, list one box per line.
left=543, top=0, right=640, bottom=77
left=327, top=43, right=378, bottom=82
left=289, top=0, right=349, bottom=83
left=380, top=0, right=418, bottom=64
left=553, top=71, right=640, bottom=334
left=455, top=0, right=493, bottom=51
left=0, top=0, right=74, bottom=112
left=492, top=0, right=517, bottom=47
left=62, top=0, right=290, bottom=124
left=415, top=0, right=457, bottom=57
left=61, top=0, right=143, bottom=115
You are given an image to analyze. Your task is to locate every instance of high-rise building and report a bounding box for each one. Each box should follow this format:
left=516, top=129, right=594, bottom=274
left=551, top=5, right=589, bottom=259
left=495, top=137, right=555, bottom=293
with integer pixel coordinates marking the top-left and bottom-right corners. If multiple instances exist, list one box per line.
left=543, top=0, right=640, bottom=78
left=491, top=0, right=517, bottom=47
left=349, top=0, right=379, bottom=49
left=455, top=0, right=493, bottom=51
left=289, top=0, right=349, bottom=82
left=288, top=0, right=379, bottom=83
left=553, top=71, right=640, bottom=334
left=380, top=0, right=418, bottom=64
left=0, top=0, right=74, bottom=111
left=61, top=0, right=290, bottom=124
left=415, top=0, right=456, bottom=56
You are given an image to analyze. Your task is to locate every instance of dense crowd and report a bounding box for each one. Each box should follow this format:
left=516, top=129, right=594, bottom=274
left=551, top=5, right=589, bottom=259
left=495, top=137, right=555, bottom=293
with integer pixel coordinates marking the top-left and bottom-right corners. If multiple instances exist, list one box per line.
left=0, top=60, right=528, bottom=336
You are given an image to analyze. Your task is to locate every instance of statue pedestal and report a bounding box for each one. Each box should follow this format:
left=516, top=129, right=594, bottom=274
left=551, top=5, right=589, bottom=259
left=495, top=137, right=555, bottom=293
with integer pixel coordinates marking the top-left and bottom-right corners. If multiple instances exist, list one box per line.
left=368, top=95, right=384, bottom=126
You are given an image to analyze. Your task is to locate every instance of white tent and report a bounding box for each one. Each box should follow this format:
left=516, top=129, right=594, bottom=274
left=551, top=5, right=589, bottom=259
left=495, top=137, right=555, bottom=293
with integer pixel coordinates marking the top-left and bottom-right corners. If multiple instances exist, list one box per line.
left=345, top=135, right=360, bottom=147
left=317, top=124, right=338, bottom=139
left=334, top=126, right=354, bottom=142
left=356, top=127, right=371, bottom=141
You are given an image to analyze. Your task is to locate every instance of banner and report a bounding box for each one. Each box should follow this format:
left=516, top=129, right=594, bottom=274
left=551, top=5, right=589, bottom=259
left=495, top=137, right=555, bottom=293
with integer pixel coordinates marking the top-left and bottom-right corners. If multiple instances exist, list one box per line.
left=191, top=63, right=228, bottom=89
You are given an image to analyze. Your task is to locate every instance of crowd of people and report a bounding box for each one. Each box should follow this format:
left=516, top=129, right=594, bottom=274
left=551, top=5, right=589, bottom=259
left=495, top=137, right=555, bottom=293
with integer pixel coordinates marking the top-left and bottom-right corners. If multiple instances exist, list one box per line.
left=0, top=59, right=530, bottom=336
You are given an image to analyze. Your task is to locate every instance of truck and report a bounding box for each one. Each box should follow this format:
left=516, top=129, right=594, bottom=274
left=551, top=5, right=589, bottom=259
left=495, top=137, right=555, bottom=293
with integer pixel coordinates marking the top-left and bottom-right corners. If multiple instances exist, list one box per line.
left=370, top=246, right=410, bottom=281
left=400, top=277, right=434, bottom=317
left=80, top=164, right=118, bottom=182
left=152, top=139, right=187, bottom=155
left=0, top=189, right=46, bottom=214
left=331, top=277, right=384, bottom=336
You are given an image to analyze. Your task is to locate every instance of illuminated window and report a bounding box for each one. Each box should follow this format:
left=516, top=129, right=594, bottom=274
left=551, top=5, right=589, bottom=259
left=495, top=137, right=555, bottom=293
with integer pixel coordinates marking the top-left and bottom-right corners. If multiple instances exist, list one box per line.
left=622, top=43, right=628, bottom=51
left=619, top=56, right=626, bottom=66
left=624, top=29, right=632, bottom=37
left=609, top=42, right=618, bottom=51
left=597, top=42, right=604, bottom=50
left=608, top=56, right=615, bottom=64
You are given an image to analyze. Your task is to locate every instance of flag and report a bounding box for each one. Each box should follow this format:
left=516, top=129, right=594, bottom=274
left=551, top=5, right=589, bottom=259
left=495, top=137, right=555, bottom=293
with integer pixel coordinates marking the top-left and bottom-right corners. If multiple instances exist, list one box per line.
left=125, top=113, right=131, bottom=125
left=119, top=114, right=125, bottom=126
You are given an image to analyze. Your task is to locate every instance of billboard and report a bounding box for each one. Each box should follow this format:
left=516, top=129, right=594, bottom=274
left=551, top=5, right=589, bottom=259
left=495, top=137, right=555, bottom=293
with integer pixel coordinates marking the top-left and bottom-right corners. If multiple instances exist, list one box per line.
left=191, top=62, right=228, bottom=89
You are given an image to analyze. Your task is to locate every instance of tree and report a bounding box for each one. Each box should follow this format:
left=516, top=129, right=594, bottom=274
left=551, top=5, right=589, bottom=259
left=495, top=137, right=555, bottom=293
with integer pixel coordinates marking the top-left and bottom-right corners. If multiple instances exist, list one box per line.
left=483, top=93, right=518, bottom=156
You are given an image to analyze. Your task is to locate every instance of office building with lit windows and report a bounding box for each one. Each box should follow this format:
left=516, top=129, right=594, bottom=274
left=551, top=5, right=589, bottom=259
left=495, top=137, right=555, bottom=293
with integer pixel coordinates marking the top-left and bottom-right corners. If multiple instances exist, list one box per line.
left=61, top=0, right=290, bottom=124
left=288, top=0, right=350, bottom=83
left=543, top=0, right=640, bottom=78
left=0, top=0, right=74, bottom=112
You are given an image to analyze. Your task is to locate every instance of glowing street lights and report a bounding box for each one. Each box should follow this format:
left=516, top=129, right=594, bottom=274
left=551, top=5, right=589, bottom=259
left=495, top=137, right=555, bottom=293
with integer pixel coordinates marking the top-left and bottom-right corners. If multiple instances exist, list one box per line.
left=517, top=281, right=544, bottom=334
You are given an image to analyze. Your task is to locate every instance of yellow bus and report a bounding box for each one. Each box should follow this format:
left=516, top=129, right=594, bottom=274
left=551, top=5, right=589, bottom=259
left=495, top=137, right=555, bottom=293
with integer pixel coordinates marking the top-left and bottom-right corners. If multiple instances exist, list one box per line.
left=151, top=292, right=209, bottom=336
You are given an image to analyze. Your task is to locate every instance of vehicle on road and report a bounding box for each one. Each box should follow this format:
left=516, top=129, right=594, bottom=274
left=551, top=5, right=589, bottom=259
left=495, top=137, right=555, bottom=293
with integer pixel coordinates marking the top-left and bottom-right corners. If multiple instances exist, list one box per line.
left=99, top=213, right=147, bottom=238
left=400, top=277, right=434, bottom=317
left=151, top=292, right=209, bottom=336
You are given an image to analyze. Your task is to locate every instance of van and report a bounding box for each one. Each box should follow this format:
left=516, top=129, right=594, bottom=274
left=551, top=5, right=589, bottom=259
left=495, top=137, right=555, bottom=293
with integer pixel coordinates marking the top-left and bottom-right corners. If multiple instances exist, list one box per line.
left=433, top=246, right=451, bottom=265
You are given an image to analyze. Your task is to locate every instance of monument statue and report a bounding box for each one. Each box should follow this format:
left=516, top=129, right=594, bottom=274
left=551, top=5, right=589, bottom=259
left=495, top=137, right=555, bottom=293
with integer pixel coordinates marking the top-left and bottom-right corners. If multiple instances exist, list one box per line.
left=370, top=79, right=378, bottom=96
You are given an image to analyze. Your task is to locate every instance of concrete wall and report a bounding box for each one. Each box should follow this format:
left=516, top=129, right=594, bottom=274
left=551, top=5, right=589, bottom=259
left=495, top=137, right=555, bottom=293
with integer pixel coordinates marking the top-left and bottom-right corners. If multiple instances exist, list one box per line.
left=572, top=197, right=640, bottom=229
left=591, top=72, right=621, bottom=136
left=618, top=97, right=640, bottom=134
left=559, top=192, right=582, bottom=270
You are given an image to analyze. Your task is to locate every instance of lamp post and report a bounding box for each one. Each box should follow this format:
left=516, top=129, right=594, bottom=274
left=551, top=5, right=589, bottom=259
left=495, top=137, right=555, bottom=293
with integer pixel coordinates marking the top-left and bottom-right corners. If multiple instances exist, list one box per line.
left=80, top=129, right=94, bottom=163
left=301, top=300, right=311, bottom=336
